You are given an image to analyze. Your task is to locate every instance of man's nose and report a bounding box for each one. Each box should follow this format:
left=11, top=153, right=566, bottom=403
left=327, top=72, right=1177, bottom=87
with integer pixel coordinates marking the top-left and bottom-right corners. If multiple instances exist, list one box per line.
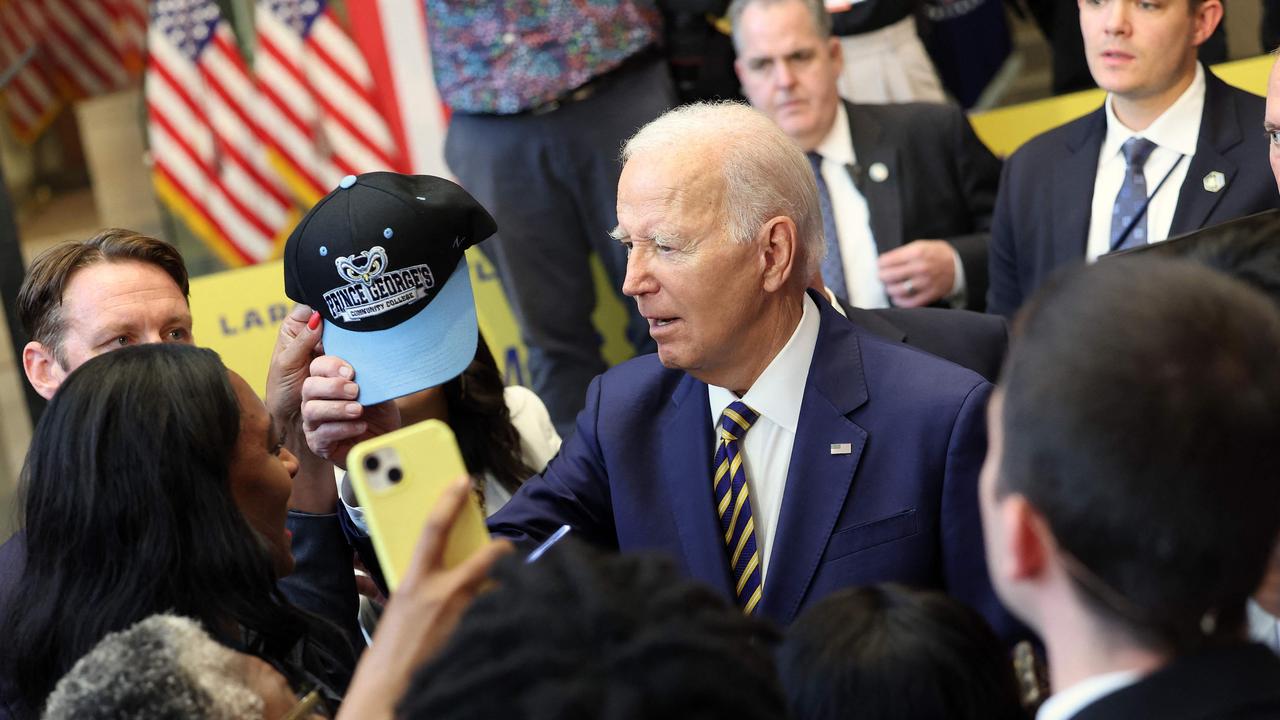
left=774, top=59, right=797, bottom=88
left=622, top=249, right=655, bottom=297
left=1104, top=1, right=1131, bottom=33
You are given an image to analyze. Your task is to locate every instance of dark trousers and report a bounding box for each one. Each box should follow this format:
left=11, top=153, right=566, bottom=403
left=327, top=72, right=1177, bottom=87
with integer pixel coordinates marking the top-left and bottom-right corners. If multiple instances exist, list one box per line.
left=445, top=59, right=674, bottom=436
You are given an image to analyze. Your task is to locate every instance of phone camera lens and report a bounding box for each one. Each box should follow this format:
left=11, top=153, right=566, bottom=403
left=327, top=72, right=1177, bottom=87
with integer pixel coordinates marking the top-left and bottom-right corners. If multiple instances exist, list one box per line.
left=387, top=467, right=403, bottom=484
left=364, top=456, right=380, bottom=472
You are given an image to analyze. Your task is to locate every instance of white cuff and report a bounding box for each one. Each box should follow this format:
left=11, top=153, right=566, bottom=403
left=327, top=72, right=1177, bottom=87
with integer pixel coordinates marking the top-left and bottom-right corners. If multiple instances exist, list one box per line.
left=944, top=246, right=967, bottom=308
left=336, top=469, right=371, bottom=536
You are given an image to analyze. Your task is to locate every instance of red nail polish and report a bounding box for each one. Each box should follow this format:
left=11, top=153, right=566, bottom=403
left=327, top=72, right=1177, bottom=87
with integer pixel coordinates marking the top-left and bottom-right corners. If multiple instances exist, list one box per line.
left=307, top=311, right=321, bottom=331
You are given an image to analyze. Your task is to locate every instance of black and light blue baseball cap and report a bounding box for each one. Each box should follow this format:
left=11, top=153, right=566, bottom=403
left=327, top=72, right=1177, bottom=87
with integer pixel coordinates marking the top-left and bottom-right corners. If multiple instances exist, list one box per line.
left=283, top=172, right=497, bottom=405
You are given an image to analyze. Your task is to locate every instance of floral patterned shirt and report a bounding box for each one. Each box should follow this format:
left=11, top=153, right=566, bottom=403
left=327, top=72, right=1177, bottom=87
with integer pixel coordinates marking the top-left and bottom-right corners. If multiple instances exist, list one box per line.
left=424, top=0, right=661, bottom=115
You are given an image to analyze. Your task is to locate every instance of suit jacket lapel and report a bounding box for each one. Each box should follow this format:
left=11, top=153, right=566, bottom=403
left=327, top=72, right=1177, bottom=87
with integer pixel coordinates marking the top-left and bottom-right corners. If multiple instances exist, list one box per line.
left=1170, top=70, right=1239, bottom=234
left=659, top=374, right=734, bottom=598
left=847, top=102, right=904, bottom=253
left=1053, top=107, right=1106, bottom=268
left=758, top=299, right=869, bottom=625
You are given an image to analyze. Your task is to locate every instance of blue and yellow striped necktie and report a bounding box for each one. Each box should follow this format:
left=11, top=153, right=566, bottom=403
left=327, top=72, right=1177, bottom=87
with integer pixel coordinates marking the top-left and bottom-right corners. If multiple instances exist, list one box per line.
left=713, top=401, right=764, bottom=615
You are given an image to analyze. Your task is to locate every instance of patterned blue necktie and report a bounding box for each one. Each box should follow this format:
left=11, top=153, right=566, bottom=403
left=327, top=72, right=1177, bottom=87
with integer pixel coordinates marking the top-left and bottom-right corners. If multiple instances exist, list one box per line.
left=806, top=151, right=849, bottom=306
left=713, top=401, right=764, bottom=614
left=1110, top=137, right=1159, bottom=251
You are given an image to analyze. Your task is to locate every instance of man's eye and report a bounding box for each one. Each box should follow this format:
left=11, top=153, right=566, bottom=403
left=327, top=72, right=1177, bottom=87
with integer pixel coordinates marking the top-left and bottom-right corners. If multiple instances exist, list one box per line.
left=114, top=336, right=130, bottom=347
left=167, top=328, right=190, bottom=341
left=656, top=243, right=676, bottom=255
left=1268, top=130, right=1280, bottom=148
left=747, top=59, right=772, bottom=73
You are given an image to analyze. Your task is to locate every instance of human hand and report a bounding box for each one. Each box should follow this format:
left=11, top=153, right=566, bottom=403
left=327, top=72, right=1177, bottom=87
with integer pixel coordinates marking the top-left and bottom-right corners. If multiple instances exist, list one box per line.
left=269, top=305, right=344, bottom=512
left=878, top=240, right=957, bottom=308
left=266, top=304, right=322, bottom=435
left=300, top=356, right=401, bottom=469
left=336, top=477, right=513, bottom=720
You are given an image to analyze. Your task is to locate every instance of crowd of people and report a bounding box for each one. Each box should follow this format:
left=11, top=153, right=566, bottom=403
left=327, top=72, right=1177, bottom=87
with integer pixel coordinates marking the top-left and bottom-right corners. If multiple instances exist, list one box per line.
left=3, top=0, right=1280, bottom=717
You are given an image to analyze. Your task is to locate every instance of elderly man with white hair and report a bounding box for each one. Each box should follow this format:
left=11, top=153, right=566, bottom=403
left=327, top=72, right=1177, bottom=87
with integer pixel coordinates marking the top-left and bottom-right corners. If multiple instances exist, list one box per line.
left=302, top=102, right=1016, bottom=639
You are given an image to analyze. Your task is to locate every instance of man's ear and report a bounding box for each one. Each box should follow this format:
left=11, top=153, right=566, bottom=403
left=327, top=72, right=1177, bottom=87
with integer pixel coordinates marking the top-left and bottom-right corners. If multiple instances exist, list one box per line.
left=23, top=341, right=64, bottom=400
left=1002, top=494, right=1052, bottom=582
left=1191, top=0, right=1223, bottom=46
left=828, top=36, right=844, bottom=77
left=759, top=216, right=799, bottom=293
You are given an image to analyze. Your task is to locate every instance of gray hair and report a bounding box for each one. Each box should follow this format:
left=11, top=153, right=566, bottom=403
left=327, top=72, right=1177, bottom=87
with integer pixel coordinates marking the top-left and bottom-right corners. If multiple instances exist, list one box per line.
left=620, top=101, right=825, bottom=283
left=728, top=0, right=833, bottom=53
left=42, top=615, right=265, bottom=720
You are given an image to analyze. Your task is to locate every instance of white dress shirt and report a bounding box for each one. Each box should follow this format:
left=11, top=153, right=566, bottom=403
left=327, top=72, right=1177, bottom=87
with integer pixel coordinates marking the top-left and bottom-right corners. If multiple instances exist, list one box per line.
left=1036, top=670, right=1142, bottom=720
left=1086, top=63, right=1205, bottom=261
left=813, top=103, right=965, bottom=307
left=1248, top=599, right=1280, bottom=654
left=707, top=294, right=820, bottom=585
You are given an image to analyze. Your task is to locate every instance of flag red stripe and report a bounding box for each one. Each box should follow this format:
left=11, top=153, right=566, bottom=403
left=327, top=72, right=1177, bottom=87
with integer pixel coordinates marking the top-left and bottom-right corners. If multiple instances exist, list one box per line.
left=256, top=80, right=316, bottom=145
left=194, top=70, right=294, bottom=206
left=345, top=0, right=412, bottom=171
left=312, top=93, right=398, bottom=170
left=62, top=0, right=127, bottom=63
left=306, top=27, right=382, bottom=110
left=148, top=59, right=208, bottom=132
left=257, top=31, right=310, bottom=92
left=41, top=14, right=114, bottom=93
left=153, top=162, right=257, bottom=266
left=149, top=98, right=279, bottom=242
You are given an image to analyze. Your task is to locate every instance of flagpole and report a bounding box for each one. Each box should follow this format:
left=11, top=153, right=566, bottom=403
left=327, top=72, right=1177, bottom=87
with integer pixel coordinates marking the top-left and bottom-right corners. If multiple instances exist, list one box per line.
left=0, top=47, right=34, bottom=91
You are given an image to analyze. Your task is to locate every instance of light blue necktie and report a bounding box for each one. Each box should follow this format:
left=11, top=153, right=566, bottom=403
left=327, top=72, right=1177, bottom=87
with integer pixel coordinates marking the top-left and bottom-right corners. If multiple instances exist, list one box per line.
left=807, top=151, right=849, bottom=306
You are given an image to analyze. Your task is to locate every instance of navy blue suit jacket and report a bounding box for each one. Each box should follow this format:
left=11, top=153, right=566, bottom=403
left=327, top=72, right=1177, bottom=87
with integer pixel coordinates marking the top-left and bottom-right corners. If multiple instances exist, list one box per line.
left=488, top=295, right=1017, bottom=639
left=987, top=68, right=1279, bottom=317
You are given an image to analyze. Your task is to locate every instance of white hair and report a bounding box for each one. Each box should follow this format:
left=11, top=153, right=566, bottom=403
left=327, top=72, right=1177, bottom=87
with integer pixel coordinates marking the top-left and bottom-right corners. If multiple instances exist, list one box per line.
left=42, top=614, right=265, bottom=720
left=621, top=101, right=825, bottom=283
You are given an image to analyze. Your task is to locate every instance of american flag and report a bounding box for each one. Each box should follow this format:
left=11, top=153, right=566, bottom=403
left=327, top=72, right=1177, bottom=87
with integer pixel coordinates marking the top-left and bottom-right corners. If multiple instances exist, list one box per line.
left=107, top=0, right=149, bottom=75
left=0, top=0, right=61, bottom=142
left=254, top=0, right=405, bottom=205
left=0, top=0, right=145, bottom=142
left=39, top=0, right=132, bottom=98
left=147, top=0, right=296, bottom=266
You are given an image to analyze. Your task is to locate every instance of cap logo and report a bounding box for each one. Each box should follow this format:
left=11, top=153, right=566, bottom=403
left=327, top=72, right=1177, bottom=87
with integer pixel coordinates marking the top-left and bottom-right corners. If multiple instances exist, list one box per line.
left=324, top=246, right=436, bottom=322
left=335, top=246, right=388, bottom=285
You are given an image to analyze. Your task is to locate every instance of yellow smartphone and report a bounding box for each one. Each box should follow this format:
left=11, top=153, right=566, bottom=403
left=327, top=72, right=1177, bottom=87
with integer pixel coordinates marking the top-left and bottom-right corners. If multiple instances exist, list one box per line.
left=346, top=420, right=490, bottom=591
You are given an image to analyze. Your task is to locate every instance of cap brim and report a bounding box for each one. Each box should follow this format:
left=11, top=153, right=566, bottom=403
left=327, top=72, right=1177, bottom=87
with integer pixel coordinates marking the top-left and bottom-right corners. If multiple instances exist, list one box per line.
left=322, top=258, right=478, bottom=406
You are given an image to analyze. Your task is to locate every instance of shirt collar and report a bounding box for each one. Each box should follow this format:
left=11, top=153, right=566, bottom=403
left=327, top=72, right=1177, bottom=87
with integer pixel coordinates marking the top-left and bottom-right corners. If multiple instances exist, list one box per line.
left=1248, top=599, right=1280, bottom=644
left=707, top=294, right=819, bottom=435
left=814, top=102, right=856, bottom=167
left=1101, top=62, right=1204, bottom=162
left=1036, top=669, right=1143, bottom=720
